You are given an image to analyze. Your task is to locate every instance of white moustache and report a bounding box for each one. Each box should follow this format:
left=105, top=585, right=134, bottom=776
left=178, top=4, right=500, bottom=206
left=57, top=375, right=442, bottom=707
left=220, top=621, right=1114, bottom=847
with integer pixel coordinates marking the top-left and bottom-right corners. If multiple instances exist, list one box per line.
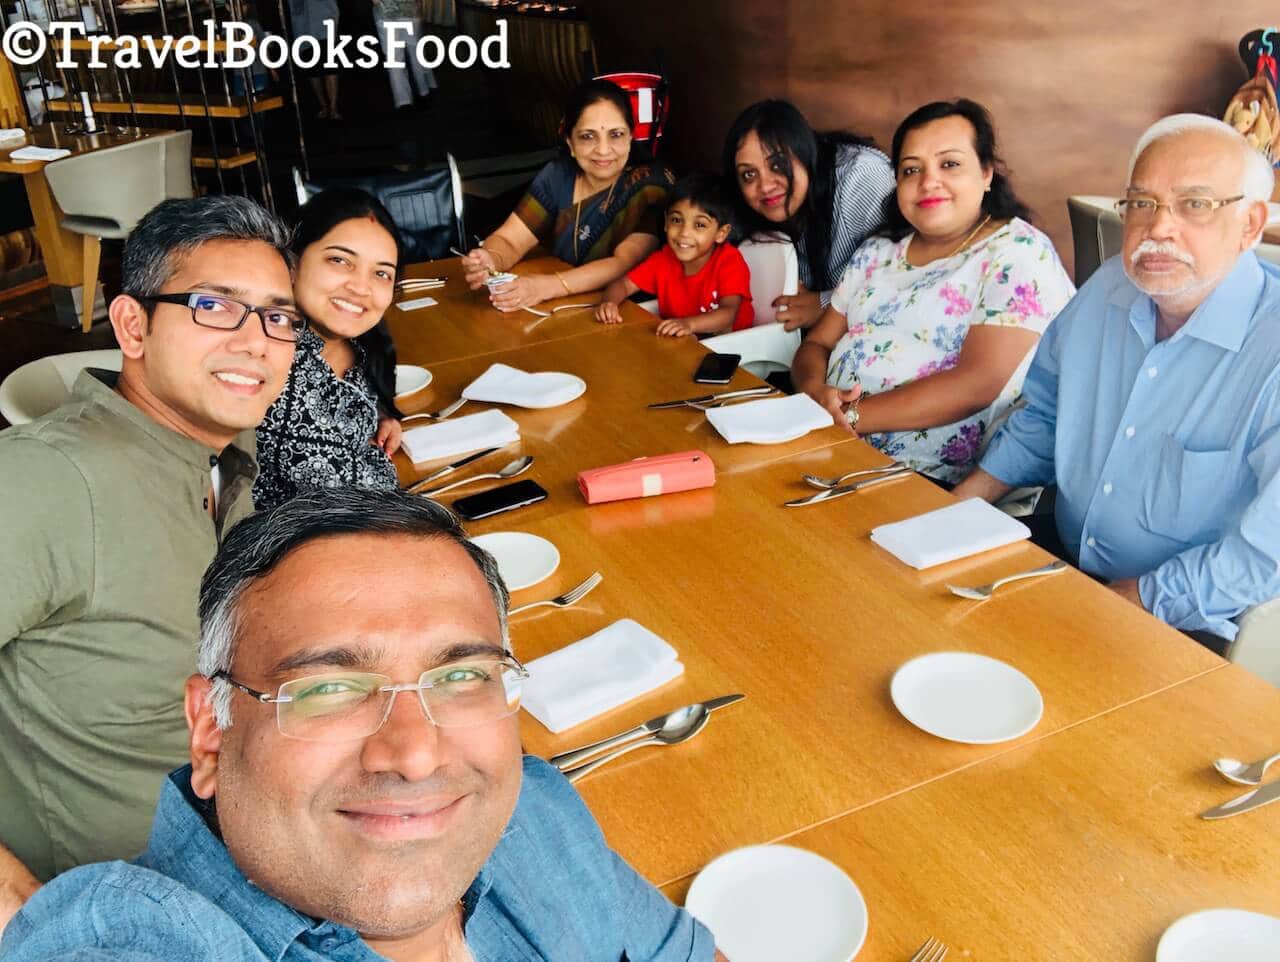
left=1130, top=240, right=1195, bottom=268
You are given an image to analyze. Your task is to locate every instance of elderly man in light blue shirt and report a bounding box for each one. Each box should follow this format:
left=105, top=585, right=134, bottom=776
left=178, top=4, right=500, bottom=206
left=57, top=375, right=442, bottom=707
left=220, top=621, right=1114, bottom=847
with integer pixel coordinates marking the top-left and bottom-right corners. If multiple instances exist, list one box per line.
left=954, top=114, right=1280, bottom=643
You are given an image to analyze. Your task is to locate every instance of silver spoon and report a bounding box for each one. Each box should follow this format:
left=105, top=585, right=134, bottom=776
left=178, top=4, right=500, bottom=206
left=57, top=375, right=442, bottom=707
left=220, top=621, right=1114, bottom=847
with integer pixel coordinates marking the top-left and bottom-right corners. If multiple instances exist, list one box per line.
left=561, top=705, right=711, bottom=783
left=803, top=460, right=907, bottom=489
left=1215, top=750, right=1280, bottom=786
left=416, top=456, right=533, bottom=497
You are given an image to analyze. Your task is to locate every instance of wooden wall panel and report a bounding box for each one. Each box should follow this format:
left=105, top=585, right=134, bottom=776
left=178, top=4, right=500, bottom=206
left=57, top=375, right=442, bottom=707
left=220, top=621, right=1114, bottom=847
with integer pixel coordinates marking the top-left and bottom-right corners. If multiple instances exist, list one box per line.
left=585, top=1, right=1275, bottom=276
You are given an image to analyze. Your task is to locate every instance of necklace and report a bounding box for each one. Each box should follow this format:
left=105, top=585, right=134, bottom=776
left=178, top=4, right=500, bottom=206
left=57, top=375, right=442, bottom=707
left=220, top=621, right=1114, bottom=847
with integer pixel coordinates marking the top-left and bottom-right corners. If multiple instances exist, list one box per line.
left=572, top=173, right=620, bottom=263
left=947, top=213, right=992, bottom=257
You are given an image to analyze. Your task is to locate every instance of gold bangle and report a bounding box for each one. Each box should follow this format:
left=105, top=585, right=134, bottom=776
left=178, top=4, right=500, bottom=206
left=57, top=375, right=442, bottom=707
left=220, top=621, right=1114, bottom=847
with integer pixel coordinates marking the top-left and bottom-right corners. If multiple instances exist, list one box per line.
left=555, top=272, right=572, bottom=296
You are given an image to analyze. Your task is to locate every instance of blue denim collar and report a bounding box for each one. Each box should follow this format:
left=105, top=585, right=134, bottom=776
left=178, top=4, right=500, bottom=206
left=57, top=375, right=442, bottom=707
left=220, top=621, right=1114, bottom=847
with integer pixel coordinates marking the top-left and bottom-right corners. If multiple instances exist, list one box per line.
left=142, top=766, right=508, bottom=957
left=141, top=768, right=354, bottom=959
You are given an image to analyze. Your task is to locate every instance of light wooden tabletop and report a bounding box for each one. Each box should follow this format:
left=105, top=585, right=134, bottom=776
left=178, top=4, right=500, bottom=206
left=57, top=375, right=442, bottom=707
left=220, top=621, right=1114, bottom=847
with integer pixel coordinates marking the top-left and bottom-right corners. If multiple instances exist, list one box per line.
left=658, top=665, right=1280, bottom=959
left=392, top=323, right=860, bottom=513
left=0, top=123, right=157, bottom=174
left=504, top=452, right=1223, bottom=888
left=390, top=257, right=1273, bottom=955
left=386, top=256, right=652, bottom=366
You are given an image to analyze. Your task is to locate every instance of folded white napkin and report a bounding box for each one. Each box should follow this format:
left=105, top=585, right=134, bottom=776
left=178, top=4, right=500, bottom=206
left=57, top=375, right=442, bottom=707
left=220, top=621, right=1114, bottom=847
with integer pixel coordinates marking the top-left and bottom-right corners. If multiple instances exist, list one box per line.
left=706, top=392, right=834, bottom=444
left=871, top=497, right=1031, bottom=569
left=462, top=363, right=584, bottom=409
left=521, top=619, right=684, bottom=733
left=0, top=129, right=25, bottom=144
left=8, top=145, right=70, bottom=162
left=401, top=409, right=519, bottom=465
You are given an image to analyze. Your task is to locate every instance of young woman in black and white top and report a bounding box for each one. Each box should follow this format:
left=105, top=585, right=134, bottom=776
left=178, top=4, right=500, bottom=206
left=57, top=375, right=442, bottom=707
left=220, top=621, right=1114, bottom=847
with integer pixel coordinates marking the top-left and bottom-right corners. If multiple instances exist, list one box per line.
left=724, top=99, right=896, bottom=331
left=253, top=189, right=404, bottom=510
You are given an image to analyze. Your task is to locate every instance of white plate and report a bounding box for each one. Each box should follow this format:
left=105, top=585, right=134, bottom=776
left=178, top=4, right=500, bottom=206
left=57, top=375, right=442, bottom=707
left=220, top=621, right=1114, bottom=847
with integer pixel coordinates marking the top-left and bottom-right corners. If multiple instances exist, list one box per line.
left=470, top=532, right=559, bottom=591
left=1158, top=909, right=1280, bottom=961
left=686, top=845, right=868, bottom=962
left=890, top=652, right=1043, bottom=744
left=394, top=365, right=432, bottom=398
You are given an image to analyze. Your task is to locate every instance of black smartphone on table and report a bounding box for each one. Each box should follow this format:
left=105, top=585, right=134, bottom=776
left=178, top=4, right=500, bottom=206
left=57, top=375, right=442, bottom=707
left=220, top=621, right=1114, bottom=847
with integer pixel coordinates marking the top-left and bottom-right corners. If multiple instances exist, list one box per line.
left=453, top=479, right=548, bottom=521
left=693, top=352, right=741, bottom=384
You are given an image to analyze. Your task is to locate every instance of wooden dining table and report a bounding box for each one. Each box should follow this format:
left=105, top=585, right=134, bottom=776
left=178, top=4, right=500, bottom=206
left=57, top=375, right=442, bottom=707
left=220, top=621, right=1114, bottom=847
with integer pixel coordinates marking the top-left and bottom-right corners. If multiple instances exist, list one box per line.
left=0, top=123, right=159, bottom=324
left=386, top=256, right=1277, bottom=960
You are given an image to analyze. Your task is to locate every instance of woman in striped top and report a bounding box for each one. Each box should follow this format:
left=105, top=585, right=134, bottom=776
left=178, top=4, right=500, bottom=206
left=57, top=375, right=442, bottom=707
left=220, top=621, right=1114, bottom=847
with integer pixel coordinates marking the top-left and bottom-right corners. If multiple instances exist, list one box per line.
left=725, top=99, right=896, bottom=331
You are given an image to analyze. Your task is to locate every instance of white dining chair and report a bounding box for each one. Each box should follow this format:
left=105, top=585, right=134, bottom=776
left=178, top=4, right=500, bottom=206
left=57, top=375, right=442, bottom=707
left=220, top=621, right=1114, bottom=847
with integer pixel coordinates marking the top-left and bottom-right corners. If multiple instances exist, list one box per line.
left=1227, top=599, right=1280, bottom=685
left=702, top=322, right=802, bottom=381
left=42, top=131, right=194, bottom=333
left=0, top=349, right=123, bottom=426
left=737, top=232, right=799, bottom=326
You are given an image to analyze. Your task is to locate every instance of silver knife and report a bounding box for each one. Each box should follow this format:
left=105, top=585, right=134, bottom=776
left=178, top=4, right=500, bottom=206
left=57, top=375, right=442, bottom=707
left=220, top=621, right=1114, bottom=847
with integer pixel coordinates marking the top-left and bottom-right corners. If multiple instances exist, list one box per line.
left=405, top=447, right=500, bottom=493
left=648, top=386, right=774, bottom=409
left=548, top=693, right=745, bottom=771
left=783, top=466, right=913, bottom=507
left=1200, top=777, right=1280, bottom=819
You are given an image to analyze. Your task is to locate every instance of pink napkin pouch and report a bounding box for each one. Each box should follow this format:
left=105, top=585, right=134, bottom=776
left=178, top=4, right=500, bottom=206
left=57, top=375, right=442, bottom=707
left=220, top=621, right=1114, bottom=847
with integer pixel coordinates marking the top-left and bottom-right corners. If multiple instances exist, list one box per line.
left=577, top=450, right=715, bottom=504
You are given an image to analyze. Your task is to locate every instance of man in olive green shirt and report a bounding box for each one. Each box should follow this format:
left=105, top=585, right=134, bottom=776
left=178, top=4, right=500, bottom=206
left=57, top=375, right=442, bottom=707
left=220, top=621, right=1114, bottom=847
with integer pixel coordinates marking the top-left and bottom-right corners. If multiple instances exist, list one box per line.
left=0, top=195, right=301, bottom=912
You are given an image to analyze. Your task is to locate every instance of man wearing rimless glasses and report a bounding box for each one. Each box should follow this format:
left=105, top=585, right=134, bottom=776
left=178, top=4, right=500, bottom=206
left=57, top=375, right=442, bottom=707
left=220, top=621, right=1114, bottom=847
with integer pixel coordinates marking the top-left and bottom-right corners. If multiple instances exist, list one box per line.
left=0, top=196, right=300, bottom=925
left=2, top=489, right=727, bottom=962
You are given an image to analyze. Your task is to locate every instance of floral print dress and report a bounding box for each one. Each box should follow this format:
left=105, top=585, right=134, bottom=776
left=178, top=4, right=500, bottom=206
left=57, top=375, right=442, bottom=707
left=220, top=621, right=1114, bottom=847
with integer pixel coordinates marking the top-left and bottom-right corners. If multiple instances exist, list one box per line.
left=827, top=217, right=1075, bottom=483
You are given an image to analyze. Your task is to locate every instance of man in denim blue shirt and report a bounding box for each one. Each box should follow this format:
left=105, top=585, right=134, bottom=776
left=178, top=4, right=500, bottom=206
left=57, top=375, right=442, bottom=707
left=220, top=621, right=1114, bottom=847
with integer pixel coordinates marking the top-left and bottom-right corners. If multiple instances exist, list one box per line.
left=954, top=114, right=1280, bottom=643
left=1, top=489, right=723, bottom=962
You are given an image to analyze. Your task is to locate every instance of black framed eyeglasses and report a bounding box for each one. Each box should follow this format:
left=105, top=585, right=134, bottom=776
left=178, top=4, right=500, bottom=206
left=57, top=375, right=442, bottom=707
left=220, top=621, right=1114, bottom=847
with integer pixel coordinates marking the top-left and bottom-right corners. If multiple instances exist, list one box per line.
left=141, top=292, right=307, bottom=343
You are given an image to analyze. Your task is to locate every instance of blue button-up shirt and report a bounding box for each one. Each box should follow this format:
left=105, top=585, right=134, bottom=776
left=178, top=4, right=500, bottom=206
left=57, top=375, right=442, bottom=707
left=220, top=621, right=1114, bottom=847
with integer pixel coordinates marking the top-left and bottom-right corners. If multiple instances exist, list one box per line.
left=981, top=252, right=1280, bottom=640
left=1, top=758, right=714, bottom=961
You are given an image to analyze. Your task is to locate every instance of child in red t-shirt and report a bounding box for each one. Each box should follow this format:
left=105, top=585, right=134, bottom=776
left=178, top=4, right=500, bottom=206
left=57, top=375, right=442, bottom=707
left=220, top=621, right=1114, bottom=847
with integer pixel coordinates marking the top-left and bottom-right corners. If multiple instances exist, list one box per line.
left=595, top=172, right=754, bottom=336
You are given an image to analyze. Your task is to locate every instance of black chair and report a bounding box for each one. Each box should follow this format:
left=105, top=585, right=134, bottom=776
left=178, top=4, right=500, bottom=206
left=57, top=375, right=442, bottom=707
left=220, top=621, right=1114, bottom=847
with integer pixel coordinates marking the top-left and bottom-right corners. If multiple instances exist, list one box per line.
left=293, top=155, right=465, bottom=262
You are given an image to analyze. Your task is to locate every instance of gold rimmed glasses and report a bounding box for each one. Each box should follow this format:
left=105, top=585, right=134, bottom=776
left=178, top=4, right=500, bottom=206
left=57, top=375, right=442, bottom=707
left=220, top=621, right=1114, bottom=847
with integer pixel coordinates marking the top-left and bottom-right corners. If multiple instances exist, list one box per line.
left=213, top=656, right=529, bottom=741
left=1114, top=194, right=1245, bottom=225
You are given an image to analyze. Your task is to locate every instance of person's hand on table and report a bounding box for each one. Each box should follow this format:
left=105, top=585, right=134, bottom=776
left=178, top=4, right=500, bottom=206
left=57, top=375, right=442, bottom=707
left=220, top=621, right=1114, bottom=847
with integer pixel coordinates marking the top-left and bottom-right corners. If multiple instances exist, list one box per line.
left=375, top=415, right=402, bottom=456
left=774, top=287, right=823, bottom=331
left=489, top=274, right=555, bottom=313
left=806, top=383, right=862, bottom=436
left=595, top=301, right=624, bottom=325
left=656, top=317, right=694, bottom=338
left=461, top=248, right=498, bottom=290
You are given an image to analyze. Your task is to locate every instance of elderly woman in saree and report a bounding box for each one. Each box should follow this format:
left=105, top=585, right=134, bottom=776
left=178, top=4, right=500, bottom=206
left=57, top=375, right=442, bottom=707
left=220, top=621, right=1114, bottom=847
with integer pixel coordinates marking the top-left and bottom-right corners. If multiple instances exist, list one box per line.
left=461, top=79, right=674, bottom=312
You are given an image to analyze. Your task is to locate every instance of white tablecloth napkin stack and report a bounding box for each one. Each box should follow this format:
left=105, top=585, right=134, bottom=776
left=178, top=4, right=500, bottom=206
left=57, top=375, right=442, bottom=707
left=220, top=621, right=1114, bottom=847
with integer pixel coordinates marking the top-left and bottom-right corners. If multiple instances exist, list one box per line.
left=462, top=363, right=583, bottom=408
left=521, top=619, right=684, bottom=733
left=401, top=409, right=519, bottom=464
left=706, top=392, right=834, bottom=444
left=870, top=497, right=1030, bottom=569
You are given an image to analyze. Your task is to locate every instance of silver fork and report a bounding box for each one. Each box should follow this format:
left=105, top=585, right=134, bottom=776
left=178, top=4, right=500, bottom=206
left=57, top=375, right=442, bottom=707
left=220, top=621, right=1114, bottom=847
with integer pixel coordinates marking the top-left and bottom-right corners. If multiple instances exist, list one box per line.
left=803, top=460, right=907, bottom=489
left=508, top=572, right=603, bottom=616
left=401, top=397, right=467, bottom=423
left=910, top=937, right=948, bottom=962
left=945, top=560, right=1068, bottom=600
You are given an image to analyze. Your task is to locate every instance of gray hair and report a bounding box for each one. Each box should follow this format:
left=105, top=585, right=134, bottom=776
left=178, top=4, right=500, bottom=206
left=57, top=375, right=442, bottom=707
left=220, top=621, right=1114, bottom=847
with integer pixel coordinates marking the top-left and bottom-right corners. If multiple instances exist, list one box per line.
left=197, top=487, right=510, bottom=729
left=1127, top=113, right=1275, bottom=204
left=121, top=195, right=294, bottom=300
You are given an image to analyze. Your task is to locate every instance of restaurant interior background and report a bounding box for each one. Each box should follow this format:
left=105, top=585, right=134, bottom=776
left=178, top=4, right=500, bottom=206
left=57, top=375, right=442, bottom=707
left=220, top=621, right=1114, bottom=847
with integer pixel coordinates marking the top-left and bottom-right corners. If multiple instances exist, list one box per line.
left=1, top=0, right=1277, bottom=417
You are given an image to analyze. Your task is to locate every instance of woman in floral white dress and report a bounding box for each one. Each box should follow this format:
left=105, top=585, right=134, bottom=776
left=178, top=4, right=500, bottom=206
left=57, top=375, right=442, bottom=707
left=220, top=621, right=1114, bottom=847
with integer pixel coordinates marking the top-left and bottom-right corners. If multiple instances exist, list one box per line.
left=792, top=99, right=1075, bottom=485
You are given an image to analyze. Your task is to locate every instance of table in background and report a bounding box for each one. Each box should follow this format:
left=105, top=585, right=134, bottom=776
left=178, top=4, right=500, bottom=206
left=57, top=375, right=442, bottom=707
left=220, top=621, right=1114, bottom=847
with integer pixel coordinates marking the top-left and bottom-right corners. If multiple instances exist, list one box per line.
left=391, top=258, right=1274, bottom=958
left=0, top=124, right=158, bottom=325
